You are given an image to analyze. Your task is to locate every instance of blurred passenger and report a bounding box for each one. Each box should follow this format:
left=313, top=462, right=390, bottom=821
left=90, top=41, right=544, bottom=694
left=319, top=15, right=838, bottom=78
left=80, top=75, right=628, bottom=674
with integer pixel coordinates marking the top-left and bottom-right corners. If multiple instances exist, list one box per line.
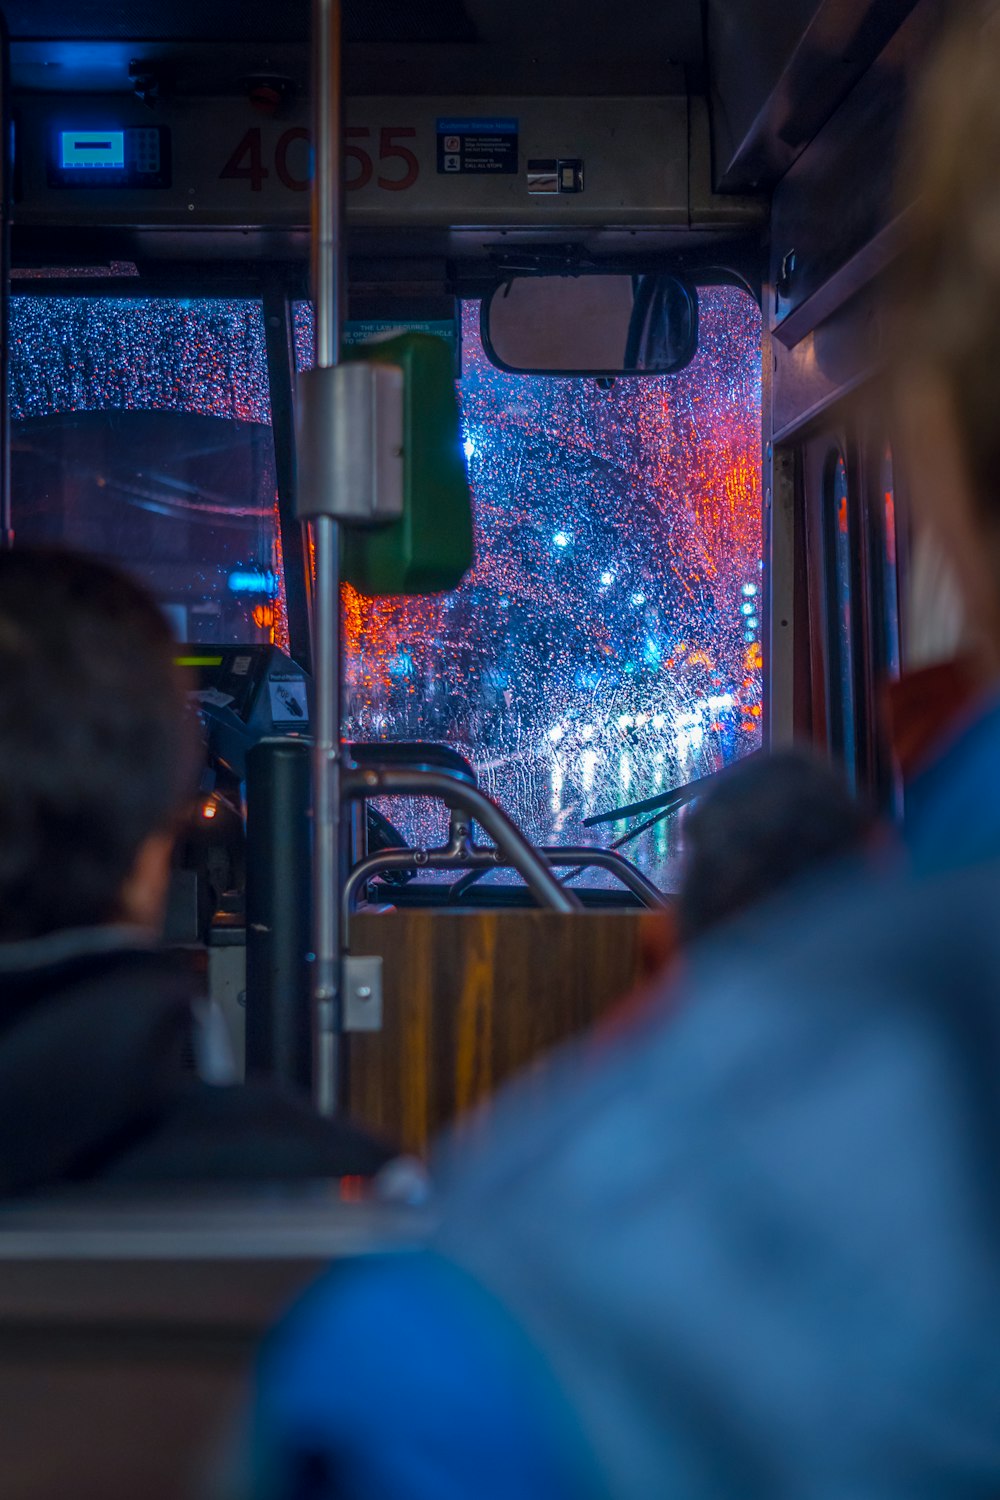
left=892, top=0, right=1000, bottom=873
left=236, top=7, right=1000, bottom=1496
left=0, top=547, right=390, bottom=1192
left=676, top=747, right=873, bottom=942
left=879, top=528, right=985, bottom=838
left=605, top=748, right=873, bottom=1037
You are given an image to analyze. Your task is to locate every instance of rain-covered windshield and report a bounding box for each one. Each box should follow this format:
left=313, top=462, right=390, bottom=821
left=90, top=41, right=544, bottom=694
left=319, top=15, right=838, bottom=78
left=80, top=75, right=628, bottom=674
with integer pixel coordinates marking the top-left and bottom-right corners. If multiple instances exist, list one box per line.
left=10, top=291, right=761, bottom=885
left=300, top=294, right=763, bottom=883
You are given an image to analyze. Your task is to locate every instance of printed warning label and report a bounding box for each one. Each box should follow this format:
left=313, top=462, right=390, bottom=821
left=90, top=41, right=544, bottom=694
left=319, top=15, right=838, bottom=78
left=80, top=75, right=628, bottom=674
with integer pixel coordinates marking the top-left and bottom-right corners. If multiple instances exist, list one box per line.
left=436, top=117, right=518, bottom=175
left=269, top=677, right=309, bottom=726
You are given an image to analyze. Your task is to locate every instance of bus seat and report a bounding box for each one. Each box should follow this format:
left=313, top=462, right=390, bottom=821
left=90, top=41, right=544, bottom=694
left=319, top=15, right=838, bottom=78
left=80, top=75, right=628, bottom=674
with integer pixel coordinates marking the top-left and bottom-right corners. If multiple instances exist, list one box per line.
left=0, top=1195, right=425, bottom=1500
left=346, top=741, right=478, bottom=785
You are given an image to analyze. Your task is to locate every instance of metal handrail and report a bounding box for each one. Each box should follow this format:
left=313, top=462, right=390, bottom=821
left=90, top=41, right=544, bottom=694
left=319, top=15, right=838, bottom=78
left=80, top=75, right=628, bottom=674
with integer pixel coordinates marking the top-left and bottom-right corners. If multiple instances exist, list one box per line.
left=444, top=848, right=666, bottom=908
left=344, top=843, right=664, bottom=924
left=341, top=766, right=581, bottom=918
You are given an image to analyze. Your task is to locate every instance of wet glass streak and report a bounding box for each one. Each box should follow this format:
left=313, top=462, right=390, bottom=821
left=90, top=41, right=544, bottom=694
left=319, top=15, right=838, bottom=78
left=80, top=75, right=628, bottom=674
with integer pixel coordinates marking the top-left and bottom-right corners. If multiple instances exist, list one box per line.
left=307, top=294, right=764, bottom=884
left=9, top=297, right=281, bottom=646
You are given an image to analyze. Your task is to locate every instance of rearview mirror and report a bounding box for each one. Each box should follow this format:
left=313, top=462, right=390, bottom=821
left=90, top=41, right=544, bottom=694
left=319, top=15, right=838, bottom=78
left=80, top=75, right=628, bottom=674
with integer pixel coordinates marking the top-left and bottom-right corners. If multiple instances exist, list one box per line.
left=481, top=274, right=699, bottom=377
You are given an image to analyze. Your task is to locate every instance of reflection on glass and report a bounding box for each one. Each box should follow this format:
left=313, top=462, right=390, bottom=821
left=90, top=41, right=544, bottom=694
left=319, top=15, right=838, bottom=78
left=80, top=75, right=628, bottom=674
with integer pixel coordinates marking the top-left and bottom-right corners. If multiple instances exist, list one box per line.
left=881, top=443, right=901, bottom=680
left=828, top=451, right=857, bottom=785
left=299, top=294, right=764, bottom=882
left=9, top=298, right=282, bottom=646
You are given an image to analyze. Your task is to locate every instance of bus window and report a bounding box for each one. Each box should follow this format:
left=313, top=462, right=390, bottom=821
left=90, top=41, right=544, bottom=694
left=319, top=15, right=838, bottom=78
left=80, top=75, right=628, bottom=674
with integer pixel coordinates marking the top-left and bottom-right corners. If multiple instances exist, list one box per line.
left=823, top=450, right=858, bottom=786
left=297, top=291, right=763, bottom=884
left=876, top=442, right=901, bottom=681
left=9, top=297, right=282, bottom=647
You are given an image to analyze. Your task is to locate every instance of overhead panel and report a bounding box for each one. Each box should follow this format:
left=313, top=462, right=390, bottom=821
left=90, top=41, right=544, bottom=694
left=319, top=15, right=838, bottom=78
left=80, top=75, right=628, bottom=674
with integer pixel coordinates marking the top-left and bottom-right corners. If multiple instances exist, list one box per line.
left=769, top=0, right=943, bottom=339
left=0, top=0, right=479, bottom=44
left=13, top=93, right=692, bottom=231
left=707, top=0, right=927, bottom=191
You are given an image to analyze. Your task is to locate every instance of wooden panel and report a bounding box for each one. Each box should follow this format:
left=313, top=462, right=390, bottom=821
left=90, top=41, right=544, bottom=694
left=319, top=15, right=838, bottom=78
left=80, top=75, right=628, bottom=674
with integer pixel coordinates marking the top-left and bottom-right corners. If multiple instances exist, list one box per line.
left=347, top=910, right=646, bottom=1154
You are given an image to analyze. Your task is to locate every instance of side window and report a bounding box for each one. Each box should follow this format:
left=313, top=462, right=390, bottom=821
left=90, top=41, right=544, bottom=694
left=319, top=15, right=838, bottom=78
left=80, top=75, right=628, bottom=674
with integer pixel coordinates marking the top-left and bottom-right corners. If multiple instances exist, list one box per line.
left=823, top=449, right=859, bottom=784
left=8, top=297, right=284, bottom=647
left=873, top=441, right=901, bottom=682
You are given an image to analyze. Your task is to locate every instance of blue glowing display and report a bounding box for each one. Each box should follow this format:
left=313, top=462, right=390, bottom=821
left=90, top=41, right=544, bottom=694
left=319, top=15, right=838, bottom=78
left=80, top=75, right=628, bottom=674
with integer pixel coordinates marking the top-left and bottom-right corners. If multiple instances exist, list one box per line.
left=60, top=131, right=125, bottom=170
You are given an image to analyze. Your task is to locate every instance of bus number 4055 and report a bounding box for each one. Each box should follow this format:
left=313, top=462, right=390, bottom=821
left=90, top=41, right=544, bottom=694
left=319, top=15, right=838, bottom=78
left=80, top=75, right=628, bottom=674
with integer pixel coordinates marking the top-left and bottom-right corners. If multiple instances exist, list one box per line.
left=219, top=126, right=420, bottom=192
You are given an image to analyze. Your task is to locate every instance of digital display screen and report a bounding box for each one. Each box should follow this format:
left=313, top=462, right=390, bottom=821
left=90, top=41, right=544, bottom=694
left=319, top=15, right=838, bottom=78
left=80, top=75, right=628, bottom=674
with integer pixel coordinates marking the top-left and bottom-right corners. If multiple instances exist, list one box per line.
left=176, top=655, right=224, bottom=668
left=60, top=131, right=126, bottom=170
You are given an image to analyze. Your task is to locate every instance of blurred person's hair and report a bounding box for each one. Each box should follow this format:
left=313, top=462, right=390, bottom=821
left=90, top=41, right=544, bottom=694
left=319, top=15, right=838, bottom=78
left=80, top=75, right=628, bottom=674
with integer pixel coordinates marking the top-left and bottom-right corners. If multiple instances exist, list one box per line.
left=0, top=547, right=195, bottom=941
left=677, top=749, right=871, bottom=942
left=894, top=1, right=1000, bottom=555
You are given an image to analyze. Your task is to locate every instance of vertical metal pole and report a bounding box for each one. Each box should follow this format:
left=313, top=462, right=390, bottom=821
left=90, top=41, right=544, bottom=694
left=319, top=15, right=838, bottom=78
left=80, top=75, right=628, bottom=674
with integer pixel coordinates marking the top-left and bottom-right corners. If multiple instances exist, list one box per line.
left=245, top=739, right=313, bottom=1092
left=310, top=0, right=344, bottom=1115
left=0, top=15, right=11, bottom=551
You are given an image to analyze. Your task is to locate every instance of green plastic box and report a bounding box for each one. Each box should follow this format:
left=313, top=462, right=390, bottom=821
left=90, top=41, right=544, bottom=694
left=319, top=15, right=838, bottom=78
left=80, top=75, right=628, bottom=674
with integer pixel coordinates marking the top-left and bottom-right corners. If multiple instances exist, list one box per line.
left=341, top=332, right=474, bottom=596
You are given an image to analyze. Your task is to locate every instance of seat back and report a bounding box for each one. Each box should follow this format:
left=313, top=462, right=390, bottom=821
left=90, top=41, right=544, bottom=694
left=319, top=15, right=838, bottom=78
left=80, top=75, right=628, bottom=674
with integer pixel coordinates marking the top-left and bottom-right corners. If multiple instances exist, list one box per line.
left=348, top=908, right=648, bottom=1153
left=0, top=1197, right=425, bottom=1500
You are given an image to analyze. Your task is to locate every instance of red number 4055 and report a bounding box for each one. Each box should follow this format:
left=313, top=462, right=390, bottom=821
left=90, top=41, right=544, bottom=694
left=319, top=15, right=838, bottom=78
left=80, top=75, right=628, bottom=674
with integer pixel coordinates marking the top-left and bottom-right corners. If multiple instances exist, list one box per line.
left=220, top=126, right=420, bottom=192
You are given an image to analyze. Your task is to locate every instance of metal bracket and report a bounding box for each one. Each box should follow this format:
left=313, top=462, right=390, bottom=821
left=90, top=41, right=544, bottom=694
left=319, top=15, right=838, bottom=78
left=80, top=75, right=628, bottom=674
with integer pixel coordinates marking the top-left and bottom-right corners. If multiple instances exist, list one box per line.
left=342, top=954, right=384, bottom=1031
left=295, top=361, right=405, bottom=524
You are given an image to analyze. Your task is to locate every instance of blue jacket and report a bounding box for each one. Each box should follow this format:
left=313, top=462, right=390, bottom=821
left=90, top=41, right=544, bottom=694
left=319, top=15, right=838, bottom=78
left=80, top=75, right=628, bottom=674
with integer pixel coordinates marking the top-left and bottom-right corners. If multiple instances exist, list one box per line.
left=244, top=705, right=1000, bottom=1498
left=245, top=864, right=1000, bottom=1498
left=906, top=693, right=1000, bottom=873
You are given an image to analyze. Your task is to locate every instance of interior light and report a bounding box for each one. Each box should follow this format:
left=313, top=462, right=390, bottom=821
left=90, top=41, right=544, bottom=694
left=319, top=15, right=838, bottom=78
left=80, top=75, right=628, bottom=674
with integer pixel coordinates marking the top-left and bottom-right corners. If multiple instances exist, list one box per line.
left=201, top=801, right=218, bottom=820
left=228, top=570, right=276, bottom=595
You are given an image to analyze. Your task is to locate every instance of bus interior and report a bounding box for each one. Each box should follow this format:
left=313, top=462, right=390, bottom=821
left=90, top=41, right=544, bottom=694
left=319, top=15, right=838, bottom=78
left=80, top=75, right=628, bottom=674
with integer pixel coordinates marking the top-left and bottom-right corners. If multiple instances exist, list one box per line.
left=0, top=1, right=950, bottom=1494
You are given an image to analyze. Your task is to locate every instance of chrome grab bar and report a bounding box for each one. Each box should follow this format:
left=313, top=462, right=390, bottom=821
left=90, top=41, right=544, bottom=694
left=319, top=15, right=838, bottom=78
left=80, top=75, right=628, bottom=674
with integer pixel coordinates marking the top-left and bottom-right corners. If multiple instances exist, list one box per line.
left=341, top=765, right=582, bottom=919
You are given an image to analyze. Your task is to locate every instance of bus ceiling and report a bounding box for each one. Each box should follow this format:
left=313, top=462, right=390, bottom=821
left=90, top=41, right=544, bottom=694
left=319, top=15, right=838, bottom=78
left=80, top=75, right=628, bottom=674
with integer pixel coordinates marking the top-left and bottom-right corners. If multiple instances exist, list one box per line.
left=3, top=0, right=919, bottom=282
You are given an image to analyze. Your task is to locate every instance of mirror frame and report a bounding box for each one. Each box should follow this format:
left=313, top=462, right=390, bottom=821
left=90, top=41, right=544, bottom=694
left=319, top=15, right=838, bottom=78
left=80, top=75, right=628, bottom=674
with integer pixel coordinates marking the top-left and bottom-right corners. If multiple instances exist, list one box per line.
left=479, top=271, right=700, bottom=379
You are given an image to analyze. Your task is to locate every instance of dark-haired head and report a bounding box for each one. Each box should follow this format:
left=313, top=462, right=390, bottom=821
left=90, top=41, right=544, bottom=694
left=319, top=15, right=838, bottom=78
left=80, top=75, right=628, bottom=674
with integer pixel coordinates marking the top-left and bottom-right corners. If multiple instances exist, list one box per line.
left=0, top=547, right=196, bottom=941
left=677, top=749, right=872, bottom=943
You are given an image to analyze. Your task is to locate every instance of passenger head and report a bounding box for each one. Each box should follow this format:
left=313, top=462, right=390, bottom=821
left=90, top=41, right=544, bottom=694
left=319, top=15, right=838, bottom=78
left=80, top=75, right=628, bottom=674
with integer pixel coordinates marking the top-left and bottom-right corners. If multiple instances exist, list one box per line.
left=894, top=1, right=1000, bottom=660
left=0, top=547, right=195, bottom=941
left=677, top=749, right=872, bottom=942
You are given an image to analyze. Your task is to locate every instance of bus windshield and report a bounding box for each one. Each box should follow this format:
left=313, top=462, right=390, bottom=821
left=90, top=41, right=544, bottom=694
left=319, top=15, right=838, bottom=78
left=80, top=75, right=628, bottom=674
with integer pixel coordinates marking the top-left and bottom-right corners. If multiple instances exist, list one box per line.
left=9, top=289, right=762, bottom=885
left=299, top=294, right=763, bottom=882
